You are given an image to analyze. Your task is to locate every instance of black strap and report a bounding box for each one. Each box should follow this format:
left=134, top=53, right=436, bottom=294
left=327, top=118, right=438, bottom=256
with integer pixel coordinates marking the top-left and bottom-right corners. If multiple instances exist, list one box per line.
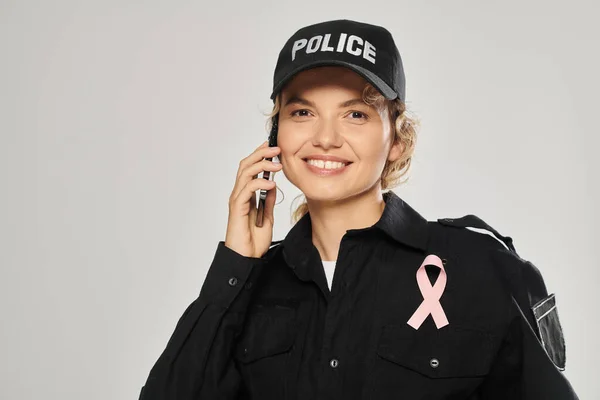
left=437, top=214, right=518, bottom=255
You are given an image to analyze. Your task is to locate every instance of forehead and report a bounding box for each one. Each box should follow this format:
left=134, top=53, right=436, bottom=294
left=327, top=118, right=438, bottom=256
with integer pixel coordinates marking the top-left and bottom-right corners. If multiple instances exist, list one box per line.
left=281, top=66, right=368, bottom=98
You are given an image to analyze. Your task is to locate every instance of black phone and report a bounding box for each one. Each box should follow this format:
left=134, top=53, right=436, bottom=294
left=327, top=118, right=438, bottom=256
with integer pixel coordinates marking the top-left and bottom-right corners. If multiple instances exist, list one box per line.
left=256, top=113, right=279, bottom=227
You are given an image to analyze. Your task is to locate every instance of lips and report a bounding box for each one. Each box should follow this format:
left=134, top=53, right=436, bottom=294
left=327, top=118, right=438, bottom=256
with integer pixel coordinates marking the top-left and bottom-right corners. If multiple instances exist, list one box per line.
left=302, top=159, right=353, bottom=169
left=302, top=157, right=353, bottom=164
left=303, top=158, right=352, bottom=176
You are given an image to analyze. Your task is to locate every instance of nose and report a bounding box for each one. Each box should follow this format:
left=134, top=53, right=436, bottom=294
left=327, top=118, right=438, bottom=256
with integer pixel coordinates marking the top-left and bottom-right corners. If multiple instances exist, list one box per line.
left=311, top=117, right=344, bottom=149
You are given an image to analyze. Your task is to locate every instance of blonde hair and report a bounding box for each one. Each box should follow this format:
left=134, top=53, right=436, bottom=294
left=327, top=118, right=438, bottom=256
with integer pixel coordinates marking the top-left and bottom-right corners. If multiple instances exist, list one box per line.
left=263, top=82, right=420, bottom=224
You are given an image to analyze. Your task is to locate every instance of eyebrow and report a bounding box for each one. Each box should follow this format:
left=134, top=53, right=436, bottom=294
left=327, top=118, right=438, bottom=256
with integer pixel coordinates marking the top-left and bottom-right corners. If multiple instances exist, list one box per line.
left=283, top=95, right=367, bottom=109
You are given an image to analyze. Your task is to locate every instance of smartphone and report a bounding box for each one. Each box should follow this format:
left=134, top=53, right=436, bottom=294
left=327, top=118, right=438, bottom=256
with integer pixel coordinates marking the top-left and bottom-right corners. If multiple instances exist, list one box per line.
left=256, top=113, right=279, bottom=227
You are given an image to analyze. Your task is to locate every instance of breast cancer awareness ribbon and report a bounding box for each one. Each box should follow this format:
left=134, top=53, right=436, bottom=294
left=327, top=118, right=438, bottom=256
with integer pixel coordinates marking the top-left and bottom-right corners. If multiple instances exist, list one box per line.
left=406, top=254, right=449, bottom=330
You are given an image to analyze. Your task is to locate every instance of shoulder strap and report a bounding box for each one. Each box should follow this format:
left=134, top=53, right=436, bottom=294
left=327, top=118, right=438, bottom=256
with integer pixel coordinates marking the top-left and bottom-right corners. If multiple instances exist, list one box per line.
left=434, top=213, right=532, bottom=318
left=438, top=214, right=517, bottom=255
left=435, top=214, right=566, bottom=370
left=269, top=239, right=284, bottom=249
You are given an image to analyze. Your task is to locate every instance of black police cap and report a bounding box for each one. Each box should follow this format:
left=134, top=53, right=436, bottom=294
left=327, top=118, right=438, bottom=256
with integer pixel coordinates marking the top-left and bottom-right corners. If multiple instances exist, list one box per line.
left=270, top=19, right=406, bottom=103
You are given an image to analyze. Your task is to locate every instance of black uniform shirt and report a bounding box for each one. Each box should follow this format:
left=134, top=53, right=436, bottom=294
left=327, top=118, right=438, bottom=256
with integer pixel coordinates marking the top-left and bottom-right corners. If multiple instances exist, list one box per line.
left=139, top=190, right=578, bottom=399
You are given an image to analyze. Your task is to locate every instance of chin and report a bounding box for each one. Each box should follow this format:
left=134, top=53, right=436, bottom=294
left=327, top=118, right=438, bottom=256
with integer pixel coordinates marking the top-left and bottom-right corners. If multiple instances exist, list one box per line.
left=298, top=182, right=357, bottom=202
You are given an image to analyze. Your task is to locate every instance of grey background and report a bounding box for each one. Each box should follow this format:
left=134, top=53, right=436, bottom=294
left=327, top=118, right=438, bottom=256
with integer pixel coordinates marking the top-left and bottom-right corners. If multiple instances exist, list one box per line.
left=1, top=1, right=597, bottom=399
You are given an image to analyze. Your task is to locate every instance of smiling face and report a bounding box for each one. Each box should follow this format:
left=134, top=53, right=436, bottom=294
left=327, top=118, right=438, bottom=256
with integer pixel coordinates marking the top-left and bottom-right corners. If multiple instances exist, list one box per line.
left=277, top=66, right=403, bottom=203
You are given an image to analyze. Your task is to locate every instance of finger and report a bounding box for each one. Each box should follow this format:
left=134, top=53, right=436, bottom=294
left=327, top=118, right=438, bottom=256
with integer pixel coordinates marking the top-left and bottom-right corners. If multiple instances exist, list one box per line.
left=232, top=175, right=276, bottom=212
left=237, top=145, right=279, bottom=180
left=233, top=146, right=279, bottom=199
left=233, top=158, right=282, bottom=200
left=250, top=185, right=257, bottom=212
left=230, top=142, right=279, bottom=200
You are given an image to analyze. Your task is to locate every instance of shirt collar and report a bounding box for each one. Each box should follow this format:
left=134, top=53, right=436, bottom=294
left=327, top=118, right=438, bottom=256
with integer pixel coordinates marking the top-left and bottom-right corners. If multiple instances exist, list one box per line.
left=281, top=190, right=430, bottom=279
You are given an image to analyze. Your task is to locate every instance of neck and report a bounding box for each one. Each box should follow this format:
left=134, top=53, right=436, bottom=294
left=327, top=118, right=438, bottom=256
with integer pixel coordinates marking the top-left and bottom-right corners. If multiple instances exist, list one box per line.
left=306, top=185, right=386, bottom=262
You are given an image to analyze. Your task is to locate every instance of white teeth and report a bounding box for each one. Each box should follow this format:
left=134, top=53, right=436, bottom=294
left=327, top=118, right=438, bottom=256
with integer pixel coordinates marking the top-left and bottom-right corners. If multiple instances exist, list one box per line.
left=306, top=159, right=347, bottom=169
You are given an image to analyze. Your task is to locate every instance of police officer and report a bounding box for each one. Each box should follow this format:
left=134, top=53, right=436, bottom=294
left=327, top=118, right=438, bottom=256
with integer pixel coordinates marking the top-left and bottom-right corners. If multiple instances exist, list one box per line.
left=139, top=19, right=579, bottom=399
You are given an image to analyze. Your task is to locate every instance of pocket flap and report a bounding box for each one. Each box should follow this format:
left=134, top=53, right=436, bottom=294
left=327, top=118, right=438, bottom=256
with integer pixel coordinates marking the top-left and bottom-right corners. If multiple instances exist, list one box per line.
left=236, top=306, right=296, bottom=364
left=377, top=323, right=495, bottom=378
left=531, top=293, right=566, bottom=370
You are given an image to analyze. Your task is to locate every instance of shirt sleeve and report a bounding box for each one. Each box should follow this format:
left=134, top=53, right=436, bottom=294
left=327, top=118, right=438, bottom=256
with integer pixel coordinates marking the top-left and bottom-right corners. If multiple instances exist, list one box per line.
left=138, top=241, right=271, bottom=400
left=476, top=248, right=579, bottom=399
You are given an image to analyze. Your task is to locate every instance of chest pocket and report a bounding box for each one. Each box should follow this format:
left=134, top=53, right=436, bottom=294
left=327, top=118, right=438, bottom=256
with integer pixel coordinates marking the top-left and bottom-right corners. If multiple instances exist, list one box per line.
left=234, top=302, right=298, bottom=399
left=376, top=323, right=496, bottom=378
left=235, top=303, right=297, bottom=364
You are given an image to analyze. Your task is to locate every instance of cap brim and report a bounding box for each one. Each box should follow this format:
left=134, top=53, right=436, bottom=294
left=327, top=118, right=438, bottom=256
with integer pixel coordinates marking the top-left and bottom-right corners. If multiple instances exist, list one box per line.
left=270, top=60, right=398, bottom=102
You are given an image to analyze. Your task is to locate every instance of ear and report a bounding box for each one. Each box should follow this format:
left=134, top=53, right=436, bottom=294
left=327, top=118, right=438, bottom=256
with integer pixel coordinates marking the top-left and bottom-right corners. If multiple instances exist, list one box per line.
left=387, top=139, right=404, bottom=163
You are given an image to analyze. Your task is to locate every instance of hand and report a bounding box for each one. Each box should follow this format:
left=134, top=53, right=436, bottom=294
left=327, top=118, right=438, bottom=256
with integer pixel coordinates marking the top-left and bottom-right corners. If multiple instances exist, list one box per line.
left=224, top=140, right=282, bottom=258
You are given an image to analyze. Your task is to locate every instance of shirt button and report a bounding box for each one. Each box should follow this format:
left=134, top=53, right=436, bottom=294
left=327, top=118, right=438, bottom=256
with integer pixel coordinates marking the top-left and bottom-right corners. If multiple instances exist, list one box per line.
left=330, top=358, right=339, bottom=368
left=228, top=277, right=238, bottom=286
left=244, top=281, right=253, bottom=290
left=430, top=358, right=440, bottom=368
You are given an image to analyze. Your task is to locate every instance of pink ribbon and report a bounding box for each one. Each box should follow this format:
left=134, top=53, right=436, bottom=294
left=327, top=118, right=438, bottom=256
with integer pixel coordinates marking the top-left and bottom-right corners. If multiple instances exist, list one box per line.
left=407, top=254, right=449, bottom=330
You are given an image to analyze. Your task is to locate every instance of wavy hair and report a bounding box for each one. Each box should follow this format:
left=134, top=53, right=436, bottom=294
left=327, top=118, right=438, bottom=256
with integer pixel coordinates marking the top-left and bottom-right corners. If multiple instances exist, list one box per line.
left=263, top=82, right=420, bottom=224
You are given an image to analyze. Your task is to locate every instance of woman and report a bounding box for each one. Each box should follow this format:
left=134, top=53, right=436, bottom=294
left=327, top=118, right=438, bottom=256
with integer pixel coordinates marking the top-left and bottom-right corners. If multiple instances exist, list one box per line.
left=139, top=19, right=578, bottom=399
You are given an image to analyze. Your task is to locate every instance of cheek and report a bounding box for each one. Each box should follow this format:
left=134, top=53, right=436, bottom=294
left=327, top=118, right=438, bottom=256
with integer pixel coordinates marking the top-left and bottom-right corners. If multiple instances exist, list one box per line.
left=275, top=128, right=300, bottom=159
left=351, top=137, right=386, bottom=160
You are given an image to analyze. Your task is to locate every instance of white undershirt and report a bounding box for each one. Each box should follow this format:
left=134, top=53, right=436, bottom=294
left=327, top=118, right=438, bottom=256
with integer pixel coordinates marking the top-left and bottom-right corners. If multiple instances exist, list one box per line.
left=321, top=260, right=337, bottom=290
